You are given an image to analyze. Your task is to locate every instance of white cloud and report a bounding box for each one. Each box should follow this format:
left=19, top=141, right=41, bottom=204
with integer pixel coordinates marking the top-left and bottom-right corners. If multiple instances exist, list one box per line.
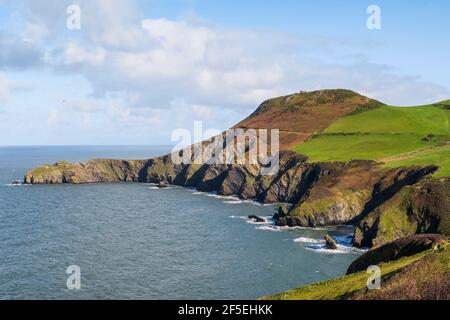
left=24, top=22, right=50, bottom=43
left=0, top=73, right=28, bottom=100
left=1, top=0, right=449, bottom=145
left=18, top=0, right=450, bottom=110
left=63, top=43, right=105, bottom=66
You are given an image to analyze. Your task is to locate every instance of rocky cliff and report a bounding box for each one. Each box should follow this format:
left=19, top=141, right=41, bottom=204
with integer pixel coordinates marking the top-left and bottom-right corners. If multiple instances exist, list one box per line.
left=24, top=149, right=445, bottom=247
left=23, top=89, right=450, bottom=249
left=347, top=234, right=446, bottom=274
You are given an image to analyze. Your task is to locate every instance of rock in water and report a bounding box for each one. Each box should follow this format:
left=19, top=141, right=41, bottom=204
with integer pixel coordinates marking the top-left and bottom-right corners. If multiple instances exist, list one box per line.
left=273, top=204, right=289, bottom=220
left=158, top=181, right=170, bottom=188
left=324, top=234, right=338, bottom=250
left=248, top=215, right=266, bottom=223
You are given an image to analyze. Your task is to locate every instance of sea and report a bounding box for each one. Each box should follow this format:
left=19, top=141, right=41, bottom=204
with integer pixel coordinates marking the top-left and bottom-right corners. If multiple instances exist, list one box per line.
left=0, top=146, right=363, bottom=299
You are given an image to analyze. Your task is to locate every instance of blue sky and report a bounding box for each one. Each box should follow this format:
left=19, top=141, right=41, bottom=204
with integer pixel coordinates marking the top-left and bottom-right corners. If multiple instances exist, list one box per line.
left=1, top=0, right=450, bottom=145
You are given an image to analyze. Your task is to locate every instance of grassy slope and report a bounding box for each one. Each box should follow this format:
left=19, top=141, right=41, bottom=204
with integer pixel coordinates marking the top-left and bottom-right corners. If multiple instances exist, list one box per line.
left=293, top=104, right=450, bottom=176
left=265, top=246, right=450, bottom=300
left=384, top=144, right=450, bottom=178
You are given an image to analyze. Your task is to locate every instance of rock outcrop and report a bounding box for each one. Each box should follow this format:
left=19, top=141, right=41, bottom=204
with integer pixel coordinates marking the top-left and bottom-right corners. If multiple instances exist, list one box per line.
left=25, top=150, right=443, bottom=249
left=23, top=159, right=147, bottom=184
left=248, top=215, right=266, bottom=223
left=347, top=234, right=447, bottom=274
left=324, top=234, right=338, bottom=250
left=353, top=175, right=450, bottom=248
left=274, top=163, right=437, bottom=230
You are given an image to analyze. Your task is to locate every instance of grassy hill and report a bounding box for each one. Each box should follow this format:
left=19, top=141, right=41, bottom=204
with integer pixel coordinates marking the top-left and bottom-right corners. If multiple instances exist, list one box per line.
left=234, top=89, right=383, bottom=149
left=293, top=101, right=450, bottom=177
left=264, top=243, right=449, bottom=300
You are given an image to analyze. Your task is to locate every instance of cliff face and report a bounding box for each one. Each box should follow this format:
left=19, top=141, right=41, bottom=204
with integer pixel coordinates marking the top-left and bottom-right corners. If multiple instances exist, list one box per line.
left=23, top=159, right=147, bottom=184
left=353, top=176, right=450, bottom=248
left=24, top=150, right=445, bottom=248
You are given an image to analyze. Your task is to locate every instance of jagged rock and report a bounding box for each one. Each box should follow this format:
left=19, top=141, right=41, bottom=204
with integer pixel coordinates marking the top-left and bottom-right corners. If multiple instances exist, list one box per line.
left=273, top=204, right=289, bottom=220
left=347, top=234, right=447, bottom=274
left=248, top=215, right=266, bottom=223
left=324, top=234, right=338, bottom=250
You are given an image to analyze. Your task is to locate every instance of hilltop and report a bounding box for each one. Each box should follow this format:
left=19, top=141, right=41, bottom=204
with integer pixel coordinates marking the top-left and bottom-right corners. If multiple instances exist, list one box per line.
left=234, top=89, right=383, bottom=149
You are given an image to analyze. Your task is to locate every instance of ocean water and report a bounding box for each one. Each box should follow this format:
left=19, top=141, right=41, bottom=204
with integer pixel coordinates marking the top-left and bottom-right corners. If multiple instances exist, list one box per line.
left=0, top=146, right=362, bottom=300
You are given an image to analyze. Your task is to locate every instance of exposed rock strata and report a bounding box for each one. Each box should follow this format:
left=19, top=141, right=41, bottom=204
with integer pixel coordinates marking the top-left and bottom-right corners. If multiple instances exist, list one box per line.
left=353, top=176, right=450, bottom=247
left=347, top=234, right=446, bottom=274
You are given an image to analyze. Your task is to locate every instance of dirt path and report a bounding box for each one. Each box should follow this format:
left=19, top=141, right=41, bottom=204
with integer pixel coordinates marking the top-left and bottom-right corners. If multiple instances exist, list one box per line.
left=381, top=143, right=450, bottom=163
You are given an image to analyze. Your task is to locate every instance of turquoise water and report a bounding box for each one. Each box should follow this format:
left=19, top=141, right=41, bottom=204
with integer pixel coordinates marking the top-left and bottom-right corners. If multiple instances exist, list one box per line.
left=0, top=146, right=362, bottom=299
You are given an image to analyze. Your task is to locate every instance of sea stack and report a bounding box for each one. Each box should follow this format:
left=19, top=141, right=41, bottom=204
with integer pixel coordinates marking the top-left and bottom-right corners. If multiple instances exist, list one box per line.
left=324, top=235, right=338, bottom=250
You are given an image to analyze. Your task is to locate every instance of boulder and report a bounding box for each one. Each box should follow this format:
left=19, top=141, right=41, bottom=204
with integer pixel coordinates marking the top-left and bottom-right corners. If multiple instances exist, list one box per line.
left=324, top=234, right=338, bottom=250
left=248, top=215, right=266, bottom=223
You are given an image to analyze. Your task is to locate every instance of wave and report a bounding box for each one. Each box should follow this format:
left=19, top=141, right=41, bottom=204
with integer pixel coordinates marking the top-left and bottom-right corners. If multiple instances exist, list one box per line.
left=293, top=237, right=322, bottom=244
left=223, top=200, right=245, bottom=204
left=305, top=243, right=367, bottom=255
left=333, top=235, right=354, bottom=246
left=5, top=183, right=31, bottom=187
left=188, top=188, right=269, bottom=206
left=229, top=215, right=248, bottom=220
left=293, top=235, right=367, bottom=255
left=274, top=225, right=331, bottom=231
left=148, top=186, right=174, bottom=190
left=254, top=225, right=282, bottom=232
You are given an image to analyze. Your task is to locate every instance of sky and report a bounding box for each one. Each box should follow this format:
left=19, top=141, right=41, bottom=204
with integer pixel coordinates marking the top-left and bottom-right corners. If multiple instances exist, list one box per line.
left=0, top=0, right=450, bottom=145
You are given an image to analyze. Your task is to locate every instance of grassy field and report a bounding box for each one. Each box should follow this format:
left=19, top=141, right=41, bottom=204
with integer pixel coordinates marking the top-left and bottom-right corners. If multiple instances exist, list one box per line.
left=384, top=144, right=450, bottom=178
left=293, top=104, right=450, bottom=176
left=323, top=105, right=450, bottom=135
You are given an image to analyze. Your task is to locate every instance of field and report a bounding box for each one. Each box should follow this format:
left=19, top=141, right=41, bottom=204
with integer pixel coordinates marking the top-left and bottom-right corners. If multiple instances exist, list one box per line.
left=293, top=103, right=450, bottom=176
left=384, top=144, right=450, bottom=178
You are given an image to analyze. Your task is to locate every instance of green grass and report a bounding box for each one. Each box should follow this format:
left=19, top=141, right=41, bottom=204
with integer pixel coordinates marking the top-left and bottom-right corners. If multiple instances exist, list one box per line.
left=294, top=133, right=433, bottom=162
left=293, top=105, right=450, bottom=176
left=383, top=144, right=450, bottom=178
left=264, top=249, right=433, bottom=300
left=323, top=105, right=450, bottom=135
